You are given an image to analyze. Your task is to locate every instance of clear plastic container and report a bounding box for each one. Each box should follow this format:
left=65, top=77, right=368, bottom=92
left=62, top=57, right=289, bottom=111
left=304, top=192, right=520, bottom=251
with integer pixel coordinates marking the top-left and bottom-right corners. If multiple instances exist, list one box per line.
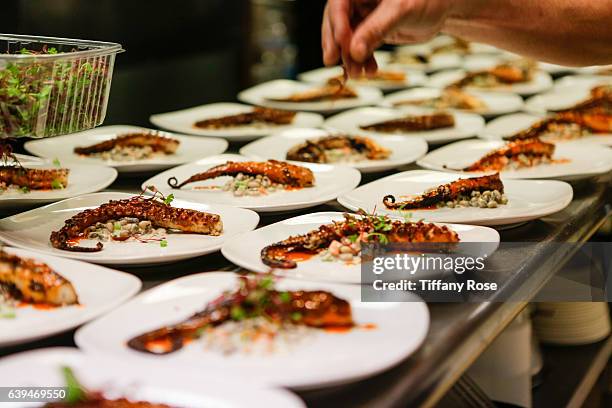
left=0, top=34, right=123, bottom=138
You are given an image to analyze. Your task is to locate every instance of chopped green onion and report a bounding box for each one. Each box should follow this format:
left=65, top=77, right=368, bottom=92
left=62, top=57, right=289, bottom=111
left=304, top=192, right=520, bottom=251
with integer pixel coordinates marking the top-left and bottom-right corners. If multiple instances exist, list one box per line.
left=291, top=312, right=302, bottom=321
left=230, top=305, right=246, bottom=321
left=259, top=276, right=274, bottom=289
left=279, top=291, right=291, bottom=303
left=19, top=186, right=30, bottom=194
left=0, top=305, right=15, bottom=319
left=51, top=179, right=64, bottom=189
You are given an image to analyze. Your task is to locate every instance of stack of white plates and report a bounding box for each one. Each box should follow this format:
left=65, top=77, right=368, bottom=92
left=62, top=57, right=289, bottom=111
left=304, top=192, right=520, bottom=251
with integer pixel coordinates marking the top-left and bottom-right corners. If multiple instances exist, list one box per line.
left=533, top=302, right=611, bottom=345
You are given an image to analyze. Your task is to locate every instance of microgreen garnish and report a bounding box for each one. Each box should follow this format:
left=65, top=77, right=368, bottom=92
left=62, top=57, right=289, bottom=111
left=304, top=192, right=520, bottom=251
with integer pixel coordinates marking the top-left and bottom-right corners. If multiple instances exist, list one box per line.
left=367, top=232, right=389, bottom=244
left=1, top=46, right=109, bottom=137
left=160, top=239, right=168, bottom=248
left=347, top=234, right=358, bottom=243
left=52, top=158, right=61, bottom=167
left=62, top=366, right=86, bottom=404
left=19, top=186, right=29, bottom=194
left=291, top=312, right=302, bottom=322
left=163, top=193, right=174, bottom=205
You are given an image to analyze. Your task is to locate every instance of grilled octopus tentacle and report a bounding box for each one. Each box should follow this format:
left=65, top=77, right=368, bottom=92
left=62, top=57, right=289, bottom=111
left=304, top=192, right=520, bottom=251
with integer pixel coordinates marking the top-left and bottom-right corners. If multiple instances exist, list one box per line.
left=127, top=285, right=353, bottom=355
left=260, top=214, right=460, bottom=269
left=0, top=167, right=69, bottom=190
left=74, top=132, right=179, bottom=155
left=463, top=139, right=555, bottom=172
left=0, top=249, right=78, bottom=305
left=167, top=160, right=315, bottom=189
left=194, top=107, right=296, bottom=129
left=360, top=113, right=455, bottom=133
left=49, top=196, right=223, bottom=252
left=285, top=135, right=390, bottom=163
left=383, top=173, right=504, bottom=210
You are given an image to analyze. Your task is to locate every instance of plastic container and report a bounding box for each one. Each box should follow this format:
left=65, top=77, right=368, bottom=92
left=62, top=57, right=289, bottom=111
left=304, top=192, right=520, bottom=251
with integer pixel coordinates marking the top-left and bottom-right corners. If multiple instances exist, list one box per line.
left=0, top=34, right=123, bottom=139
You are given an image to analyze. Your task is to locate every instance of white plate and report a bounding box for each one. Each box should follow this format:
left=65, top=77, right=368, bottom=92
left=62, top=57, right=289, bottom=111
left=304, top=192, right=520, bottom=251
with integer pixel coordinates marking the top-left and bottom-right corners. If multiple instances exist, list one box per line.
left=463, top=54, right=580, bottom=76
left=428, top=69, right=553, bottom=96
left=0, top=192, right=260, bottom=265
left=24, top=125, right=229, bottom=173
left=524, top=86, right=593, bottom=113
left=374, top=49, right=462, bottom=73
left=239, top=128, right=428, bottom=173
left=324, top=106, right=484, bottom=144
left=0, top=154, right=117, bottom=209
left=221, top=212, right=499, bottom=283
left=237, top=79, right=383, bottom=114
left=381, top=87, right=524, bottom=118
left=142, top=154, right=362, bottom=213
left=75, top=272, right=430, bottom=389
left=554, top=75, right=612, bottom=91
left=417, top=139, right=612, bottom=180
left=150, top=103, right=324, bottom=142
left=0, top=348, right=303, bottom=408
left=337, top=170, right=573, bottom=226
left=297, top=65, right=427, bottom=91
left=0, top=247, right=141, bottom=347
left=480, top=113, right=612, bottom=146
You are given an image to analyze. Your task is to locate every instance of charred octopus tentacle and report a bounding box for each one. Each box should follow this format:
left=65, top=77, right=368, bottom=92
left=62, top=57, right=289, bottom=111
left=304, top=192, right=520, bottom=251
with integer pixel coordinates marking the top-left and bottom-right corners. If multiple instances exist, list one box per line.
left=167, top=160, right=315, bottom=189
left=49, top=195, right=222, bottom=252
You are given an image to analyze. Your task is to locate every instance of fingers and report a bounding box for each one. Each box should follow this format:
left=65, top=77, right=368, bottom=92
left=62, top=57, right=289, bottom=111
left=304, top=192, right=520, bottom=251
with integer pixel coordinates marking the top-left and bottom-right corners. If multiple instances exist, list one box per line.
left=327, top=0, right=365, bottom=78
left=328, top=0, right=352, bottom=51
left=350, top=0, right=404, bottom=63
left=322, top=5, right=340, bottom=65
left=364, top=55, right=378, bottom=76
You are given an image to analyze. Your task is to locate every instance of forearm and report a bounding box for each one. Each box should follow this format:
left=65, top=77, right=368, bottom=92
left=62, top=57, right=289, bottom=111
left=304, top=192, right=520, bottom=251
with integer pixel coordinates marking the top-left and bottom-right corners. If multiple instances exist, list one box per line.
left=444, top=0, right=612, bottom=66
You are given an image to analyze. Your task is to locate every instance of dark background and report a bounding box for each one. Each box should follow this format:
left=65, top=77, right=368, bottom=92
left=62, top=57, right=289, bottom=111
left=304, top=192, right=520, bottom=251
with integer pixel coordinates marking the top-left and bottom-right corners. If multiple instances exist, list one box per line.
left=2, top=0, right=326, bottom=126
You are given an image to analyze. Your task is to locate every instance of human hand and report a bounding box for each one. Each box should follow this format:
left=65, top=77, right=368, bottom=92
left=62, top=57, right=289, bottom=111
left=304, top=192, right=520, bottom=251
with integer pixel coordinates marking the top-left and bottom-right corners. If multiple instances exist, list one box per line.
left=322, top=0, right=453, bottom=76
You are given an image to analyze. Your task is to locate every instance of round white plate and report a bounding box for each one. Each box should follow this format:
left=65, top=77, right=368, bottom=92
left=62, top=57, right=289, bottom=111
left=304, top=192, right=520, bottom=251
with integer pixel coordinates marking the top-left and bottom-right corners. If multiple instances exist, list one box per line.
left=480, top=113, right=612, bottom=146
left=0, top=154, right=117, bottom=209
left=0, top=247, right=141, bottom=347
left=75, top=272, right=430, bottom=389
left=239, top=128, right=428, bottom=173
left=324, top=106, right=484, bottom=144
left=0, top=192, right=259, bottom=265
left=525, top=87, right=592, bottom=113
left=337, top=170, right=573, bottom=226
left=237, top=79, right=383, bottom=114
left=416, top=139, right=612, bottom=180
left=538, top=62, right=582, bottom=76
left=142, top=154, right=362, bottom=213
left=554, top=75, right=612, bottom=91
left=0, top=348, right=303, bottom=408
left=222, top=212, right=500, bottom=284
left=24, top=125, right=229, bottom=173
left=463, top=54, right=580, bottom=76
left=150, top=102, right=324, bottom=142
left=381, top=87, right=524, bottom=118
left=428, top=69, right=553, bottom=96
left=374, top=49, right=462, bottom=73
left=297, top=65, right=427, bottom=91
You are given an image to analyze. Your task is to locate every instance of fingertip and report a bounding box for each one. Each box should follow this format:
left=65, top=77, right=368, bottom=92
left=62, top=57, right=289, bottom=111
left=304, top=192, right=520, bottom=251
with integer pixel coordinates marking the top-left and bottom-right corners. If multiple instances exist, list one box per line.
left=364, top=57, right=378, bottom=76
left=350, top=40, right=369, bottom=64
